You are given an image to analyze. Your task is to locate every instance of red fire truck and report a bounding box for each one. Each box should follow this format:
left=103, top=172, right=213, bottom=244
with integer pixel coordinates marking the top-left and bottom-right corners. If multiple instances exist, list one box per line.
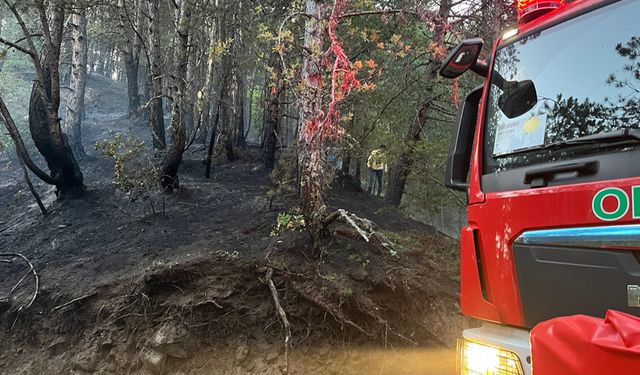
left=440, top=0, right=640, bottom=373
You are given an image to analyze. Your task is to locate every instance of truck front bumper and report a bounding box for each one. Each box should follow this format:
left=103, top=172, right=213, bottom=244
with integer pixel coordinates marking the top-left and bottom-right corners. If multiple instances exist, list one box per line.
left=458, top=322, right=532, bottom=375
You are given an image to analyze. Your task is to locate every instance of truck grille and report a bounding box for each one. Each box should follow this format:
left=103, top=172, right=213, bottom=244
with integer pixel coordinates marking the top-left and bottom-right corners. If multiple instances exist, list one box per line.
left=513, top=225, right=640, bottom=328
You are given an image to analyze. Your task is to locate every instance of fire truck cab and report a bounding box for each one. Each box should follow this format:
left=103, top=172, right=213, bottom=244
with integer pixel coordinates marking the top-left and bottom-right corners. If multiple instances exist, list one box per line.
left=440, top=0, right=640, bottom=373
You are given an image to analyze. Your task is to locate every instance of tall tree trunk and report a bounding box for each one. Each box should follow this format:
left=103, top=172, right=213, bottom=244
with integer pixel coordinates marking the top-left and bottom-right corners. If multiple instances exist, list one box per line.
left=184, top=33, right=197, bottom=138
left=161, top=0, right=191, bottom=191
left=299, top=0, right=329, bottom=247
left=354, top=157, right=362, bottom=186
left=204, top=74, right=227, bottom=178
left=235, top=73, right=246, bottom=147
left=245, top=67, right=257, bottom=141
left=124, top=55, right=140, bottom=115
left=26, top=2, right=85, bottom=199
left=385, top=0, right=451, bottom=207
left=140, top=61, right=150, bottom=104
left=196, top=20, right=218, bottom=148
left=341, top=154, right=350, bottom=176
left=219, top=16, right=236, bottom=162
left=222, top=89, right=236, bottom=162
left=264, top=53, right=284, bottom=170
left=118, top=0, right=142, bottom=116
left=63, top=10, right=88, bottom=158
left=147, top=0, right=166, bottom=149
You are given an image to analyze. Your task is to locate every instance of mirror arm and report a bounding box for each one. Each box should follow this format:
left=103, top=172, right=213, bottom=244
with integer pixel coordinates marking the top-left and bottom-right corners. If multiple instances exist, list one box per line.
left=470, top=60, right=489, bottom=78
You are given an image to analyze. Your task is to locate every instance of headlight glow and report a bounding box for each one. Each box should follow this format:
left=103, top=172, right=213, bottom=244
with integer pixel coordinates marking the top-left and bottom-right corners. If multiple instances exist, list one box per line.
left=457, top=338, right=524, bottom=375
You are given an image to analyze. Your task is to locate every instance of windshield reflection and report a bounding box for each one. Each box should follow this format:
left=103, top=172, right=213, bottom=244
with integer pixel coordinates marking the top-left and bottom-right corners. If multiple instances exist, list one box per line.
left=484, top=0, right=640, bottom=174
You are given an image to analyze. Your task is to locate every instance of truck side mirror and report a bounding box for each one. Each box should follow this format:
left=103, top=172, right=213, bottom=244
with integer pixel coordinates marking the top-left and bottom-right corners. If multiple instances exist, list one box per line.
left=439, top=38, right=484, bottom=79
left=445, top=85, right=484, bottom=191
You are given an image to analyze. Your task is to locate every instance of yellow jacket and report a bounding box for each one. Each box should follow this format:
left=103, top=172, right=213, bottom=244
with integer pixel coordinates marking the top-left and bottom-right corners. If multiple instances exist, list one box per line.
left=367, top=149, right=387, bottom=171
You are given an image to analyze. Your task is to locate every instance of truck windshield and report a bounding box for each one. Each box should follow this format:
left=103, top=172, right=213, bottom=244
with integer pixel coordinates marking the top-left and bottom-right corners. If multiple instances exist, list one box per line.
left=484, top=0, right=640, bottom=174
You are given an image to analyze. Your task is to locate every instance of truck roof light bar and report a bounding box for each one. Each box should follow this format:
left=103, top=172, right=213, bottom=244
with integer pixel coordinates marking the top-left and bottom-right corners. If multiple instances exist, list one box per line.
left=516, top=0, right=566, bottom=24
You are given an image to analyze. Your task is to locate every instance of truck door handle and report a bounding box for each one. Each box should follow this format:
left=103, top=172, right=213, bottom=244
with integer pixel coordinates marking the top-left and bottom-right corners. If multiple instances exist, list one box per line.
left=523, top=160, right=599, bottom=188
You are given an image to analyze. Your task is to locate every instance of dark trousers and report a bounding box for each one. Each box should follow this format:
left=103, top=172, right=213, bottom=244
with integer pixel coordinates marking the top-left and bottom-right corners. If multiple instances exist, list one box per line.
left=368, top=168, right=383, bottom=196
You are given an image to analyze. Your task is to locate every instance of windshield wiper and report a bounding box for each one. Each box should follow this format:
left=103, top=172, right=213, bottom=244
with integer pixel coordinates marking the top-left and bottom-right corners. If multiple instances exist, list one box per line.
left=543, top=128, right=640, bottom=150
left=495, top=128, right=640, bottom=157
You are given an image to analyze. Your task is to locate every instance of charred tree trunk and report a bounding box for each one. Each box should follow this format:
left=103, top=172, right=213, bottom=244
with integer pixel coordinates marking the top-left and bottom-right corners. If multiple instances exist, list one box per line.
left=245, top=67, right=257, bottom=141
left=22, top=2, right=85, bottom=199
left=385, top=0, right=451, bottom=207
left=124, top=56, right=140, bottom=116
left=147, top=0, right=166, bottom=150
left=29, top=69, right=84, bottom=198
left=140, top=61, right=150, bottom=104
left=204, top=112, right=219, bottom=179
left=263, top=53, right=284, bottom=171
left=219, top=23, right=236, bottom=162
left=161, top=0, right=191, bottom=192
left=118, top=0, right=143, bottom=118
left=234, top=73, right=246, bottom=147
left=63, top=10, right=88, bottom=158
left=341, top=154, right=350, bottom=176
left=222, top=94, right=236, bottom=162
left=354, top=157, right=362, bottom=185
left=204, top=72, right=228, bottom=178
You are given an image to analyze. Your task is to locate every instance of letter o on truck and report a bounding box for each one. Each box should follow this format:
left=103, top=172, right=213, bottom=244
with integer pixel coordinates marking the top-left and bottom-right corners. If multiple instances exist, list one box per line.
left=592, top=187, right=640, bottom=221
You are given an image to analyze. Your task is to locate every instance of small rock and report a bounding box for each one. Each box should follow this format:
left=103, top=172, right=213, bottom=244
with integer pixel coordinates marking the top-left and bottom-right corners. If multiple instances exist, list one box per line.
left=139, top=348, right=165, bottom=374
left=151, top=323, right=188, bottom=347
left=151, top=323, right=189, bottom=358
left=265, top=351, right=279, bottom=363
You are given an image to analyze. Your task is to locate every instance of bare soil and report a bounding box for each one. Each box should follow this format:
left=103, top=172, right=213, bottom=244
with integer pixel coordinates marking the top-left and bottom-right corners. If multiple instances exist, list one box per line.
left=0, top=75, right=466, bottom=374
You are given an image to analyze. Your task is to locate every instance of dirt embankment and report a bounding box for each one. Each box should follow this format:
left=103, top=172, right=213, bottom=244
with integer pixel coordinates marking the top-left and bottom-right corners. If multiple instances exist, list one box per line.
left=0, top=76, right=466, bottom=375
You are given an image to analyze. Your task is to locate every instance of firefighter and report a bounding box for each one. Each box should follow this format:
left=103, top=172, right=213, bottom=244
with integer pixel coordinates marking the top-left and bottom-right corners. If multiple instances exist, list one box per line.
left=367, top=144, right=388, bottom=196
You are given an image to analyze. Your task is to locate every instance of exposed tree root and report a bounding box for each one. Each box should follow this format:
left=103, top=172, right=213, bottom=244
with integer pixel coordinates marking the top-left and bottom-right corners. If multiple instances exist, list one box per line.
left=0, top=253, right=39, bottom=310
left=265, top=268, right=292, bottom=375
left=291, top=281, right=375, bottom=338
left=51, top=292, right=96, bottom=311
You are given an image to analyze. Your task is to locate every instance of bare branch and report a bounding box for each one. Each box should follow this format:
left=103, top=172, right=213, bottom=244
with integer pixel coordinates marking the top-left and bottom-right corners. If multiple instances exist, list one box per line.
left=0, top=95, right=57, bottom=185
left=0, top=253, right=39, bottom=310
left=0, top=37, right=36, bottom=57
left=265, top=268, right=292, bottom=375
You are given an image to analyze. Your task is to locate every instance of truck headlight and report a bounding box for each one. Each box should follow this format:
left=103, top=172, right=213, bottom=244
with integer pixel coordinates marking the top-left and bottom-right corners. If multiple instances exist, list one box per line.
left=457, top=338, right=524, bottom=375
